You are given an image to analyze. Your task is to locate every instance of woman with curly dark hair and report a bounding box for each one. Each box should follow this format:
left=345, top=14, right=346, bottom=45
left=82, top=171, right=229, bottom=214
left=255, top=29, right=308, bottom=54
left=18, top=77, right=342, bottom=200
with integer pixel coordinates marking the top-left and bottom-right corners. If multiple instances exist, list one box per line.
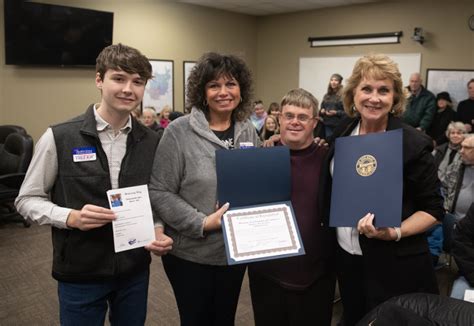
left=149, top=52, right=259, bottom=326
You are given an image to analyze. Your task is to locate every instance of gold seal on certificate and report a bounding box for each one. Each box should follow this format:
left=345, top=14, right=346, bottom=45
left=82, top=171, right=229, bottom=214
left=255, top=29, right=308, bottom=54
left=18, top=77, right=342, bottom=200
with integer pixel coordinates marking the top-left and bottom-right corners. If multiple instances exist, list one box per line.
left=222, top=203, right=304, bottom=264
left=356, top=154, right=377, bottom=177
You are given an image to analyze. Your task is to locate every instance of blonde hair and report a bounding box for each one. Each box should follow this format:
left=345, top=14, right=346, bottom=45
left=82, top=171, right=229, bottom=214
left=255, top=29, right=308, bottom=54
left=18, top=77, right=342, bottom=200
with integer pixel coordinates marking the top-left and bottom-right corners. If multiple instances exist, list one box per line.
left=143, top=106, right=157, bottom=117
left=160, top=105, right=172, bottom=117
left=446, top=121, right=467, bottom=138
left=280, top=88, right=319, bottom=117
left=342, top=53, right=406, bottom=118
left=260, top=115, right=279, bottom=140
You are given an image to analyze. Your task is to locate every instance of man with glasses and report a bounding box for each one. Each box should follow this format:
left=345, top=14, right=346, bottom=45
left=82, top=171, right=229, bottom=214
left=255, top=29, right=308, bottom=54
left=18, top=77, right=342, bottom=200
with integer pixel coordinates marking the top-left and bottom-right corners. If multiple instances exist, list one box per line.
left=450, top=135, right=474, bottom=300
left=444, top=134, right=474, bottom=220
left=248, top=88, right=336, bottom=326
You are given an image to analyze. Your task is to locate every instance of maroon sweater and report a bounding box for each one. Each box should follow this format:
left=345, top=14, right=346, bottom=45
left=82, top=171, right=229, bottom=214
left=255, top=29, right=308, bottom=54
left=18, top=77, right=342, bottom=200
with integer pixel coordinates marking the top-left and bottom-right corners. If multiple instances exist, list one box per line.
left=249, top=143, right=334, bottom=290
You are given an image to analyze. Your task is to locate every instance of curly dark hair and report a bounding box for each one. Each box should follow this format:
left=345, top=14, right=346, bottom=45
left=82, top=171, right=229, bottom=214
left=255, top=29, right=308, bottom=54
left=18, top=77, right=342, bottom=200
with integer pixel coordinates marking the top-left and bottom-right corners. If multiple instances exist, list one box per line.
left=185, top=52, right=253, bottom=122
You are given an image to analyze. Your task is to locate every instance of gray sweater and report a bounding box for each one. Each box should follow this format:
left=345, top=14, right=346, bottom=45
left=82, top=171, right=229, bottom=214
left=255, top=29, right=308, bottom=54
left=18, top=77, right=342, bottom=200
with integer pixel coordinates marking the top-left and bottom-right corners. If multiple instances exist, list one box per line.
left=149, top=108, right=260, bottom=265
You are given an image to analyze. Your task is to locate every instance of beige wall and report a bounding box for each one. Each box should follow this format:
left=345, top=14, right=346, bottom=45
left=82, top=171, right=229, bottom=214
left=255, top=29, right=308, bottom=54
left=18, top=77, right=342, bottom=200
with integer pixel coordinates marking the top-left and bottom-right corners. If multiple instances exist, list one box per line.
left=0, top=0, right=258, bottom=140
left=1, top=0, right=473, bottom=141
left=256, top=0, right=474, bottom=105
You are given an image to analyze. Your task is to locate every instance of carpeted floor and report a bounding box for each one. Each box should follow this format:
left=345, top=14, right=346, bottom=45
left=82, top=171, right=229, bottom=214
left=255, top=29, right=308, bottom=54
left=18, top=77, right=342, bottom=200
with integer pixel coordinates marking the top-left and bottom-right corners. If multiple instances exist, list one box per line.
left=0, top=221, right=457, bottom=325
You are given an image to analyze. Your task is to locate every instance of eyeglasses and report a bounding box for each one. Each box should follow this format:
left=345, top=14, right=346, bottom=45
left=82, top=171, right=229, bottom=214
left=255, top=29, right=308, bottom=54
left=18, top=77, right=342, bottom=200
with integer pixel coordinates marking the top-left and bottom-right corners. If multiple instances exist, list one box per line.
left=281, top=112, right=314, bottom=123
left=461, top=145, right=474, bottom=150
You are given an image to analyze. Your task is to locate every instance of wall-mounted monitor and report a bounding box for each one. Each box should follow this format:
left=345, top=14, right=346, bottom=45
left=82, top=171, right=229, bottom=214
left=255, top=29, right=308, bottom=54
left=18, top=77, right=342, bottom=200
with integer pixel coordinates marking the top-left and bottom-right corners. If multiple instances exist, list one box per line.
left=4, top=1, right=113, bottom=67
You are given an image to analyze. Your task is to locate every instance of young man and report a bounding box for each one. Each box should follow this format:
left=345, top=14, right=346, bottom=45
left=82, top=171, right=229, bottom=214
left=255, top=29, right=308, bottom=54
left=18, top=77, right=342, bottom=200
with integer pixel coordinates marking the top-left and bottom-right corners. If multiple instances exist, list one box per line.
left=15, top=44, right=173, bottom=325
left=248, top=88, right=336, bottom=326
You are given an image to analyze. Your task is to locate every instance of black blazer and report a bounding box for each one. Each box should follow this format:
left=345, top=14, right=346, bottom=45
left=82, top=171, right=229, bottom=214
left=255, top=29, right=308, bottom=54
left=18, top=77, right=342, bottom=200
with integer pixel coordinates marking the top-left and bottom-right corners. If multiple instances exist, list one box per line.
left=327, top=114, right=444, bottom=307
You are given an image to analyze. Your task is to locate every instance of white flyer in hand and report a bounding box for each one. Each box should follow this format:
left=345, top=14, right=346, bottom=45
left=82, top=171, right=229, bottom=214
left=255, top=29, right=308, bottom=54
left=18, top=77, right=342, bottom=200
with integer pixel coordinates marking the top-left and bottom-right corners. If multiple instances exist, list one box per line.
left=107, top=185, right=155, bottom=253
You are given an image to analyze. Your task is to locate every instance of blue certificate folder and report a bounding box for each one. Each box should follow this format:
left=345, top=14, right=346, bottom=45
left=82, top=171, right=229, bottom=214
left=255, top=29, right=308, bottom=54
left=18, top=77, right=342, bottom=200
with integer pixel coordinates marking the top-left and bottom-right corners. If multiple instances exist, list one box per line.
left=329, top=129, right=403, bottom=228
left=216, top=146, right=290, bottom=206
left=215, top=146, right=305, bottom=264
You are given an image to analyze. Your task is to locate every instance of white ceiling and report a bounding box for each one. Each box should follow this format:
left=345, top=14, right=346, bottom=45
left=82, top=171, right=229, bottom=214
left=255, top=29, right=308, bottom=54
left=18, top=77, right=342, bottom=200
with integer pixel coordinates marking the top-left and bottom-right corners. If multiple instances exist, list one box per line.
left=174, top=0, right=381, bottom=16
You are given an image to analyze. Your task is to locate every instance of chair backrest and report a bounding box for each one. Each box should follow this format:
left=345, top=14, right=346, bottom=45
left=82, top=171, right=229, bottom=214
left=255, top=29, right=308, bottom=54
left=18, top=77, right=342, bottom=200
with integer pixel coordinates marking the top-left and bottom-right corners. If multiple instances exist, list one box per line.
left=0, top=133, right=34, bottom=174
left=0, top=125, right=27, bottom=144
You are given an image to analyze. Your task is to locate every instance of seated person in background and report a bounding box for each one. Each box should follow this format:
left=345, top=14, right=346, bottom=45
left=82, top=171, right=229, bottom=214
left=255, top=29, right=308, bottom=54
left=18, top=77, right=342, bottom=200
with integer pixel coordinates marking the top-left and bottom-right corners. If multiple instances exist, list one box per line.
left=250, top=100, right=267, bottom=135
left=451, top=202, right=474, bottom=300
left=142, top=107, right=164, bottom=142
left=402, top=72, right=436, bottom=131
left=433, top=122, right=466, bottom=191
left=259, top=115, right=279, bottom=141
left=456, top=78, right=474, bottom=133
left=427, top=92, right=456, bottom=146
left=159, top=105, right=172, bottom=128
left=444, top=134, right=474, bottom=220
left=267, top=102, right=281, bottom=119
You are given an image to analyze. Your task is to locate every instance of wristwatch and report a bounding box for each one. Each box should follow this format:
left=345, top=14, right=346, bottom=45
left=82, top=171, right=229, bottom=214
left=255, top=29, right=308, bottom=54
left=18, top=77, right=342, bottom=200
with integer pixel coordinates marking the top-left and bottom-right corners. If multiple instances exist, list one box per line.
left=393, top=227, right=401, bottom=242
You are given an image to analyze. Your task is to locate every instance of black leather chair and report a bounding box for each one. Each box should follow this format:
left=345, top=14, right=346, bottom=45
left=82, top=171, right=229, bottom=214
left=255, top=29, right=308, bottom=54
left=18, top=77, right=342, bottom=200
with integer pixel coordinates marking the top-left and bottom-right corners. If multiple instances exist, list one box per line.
left=0, top=132, right=34, bottom=227
left=356, top=293, right=474, bottom=326
left=0, top=125, right=27, bottom=151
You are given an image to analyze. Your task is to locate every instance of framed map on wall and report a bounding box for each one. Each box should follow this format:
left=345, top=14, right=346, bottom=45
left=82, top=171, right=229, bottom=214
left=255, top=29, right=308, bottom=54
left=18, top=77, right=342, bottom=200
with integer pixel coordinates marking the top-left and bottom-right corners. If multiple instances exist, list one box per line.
left=426, top=69, right=474, bottom=109
left=143, top=59, right=174, bottom=113
left=183, top=61, right=196, bottom=111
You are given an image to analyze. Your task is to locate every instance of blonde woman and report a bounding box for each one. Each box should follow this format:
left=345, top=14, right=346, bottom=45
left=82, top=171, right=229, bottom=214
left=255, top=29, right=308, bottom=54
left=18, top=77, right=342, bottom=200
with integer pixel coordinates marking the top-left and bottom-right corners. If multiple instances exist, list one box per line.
left=159, top=105, right=172, bottom=128
left=328, top=54, right=443, bottom=325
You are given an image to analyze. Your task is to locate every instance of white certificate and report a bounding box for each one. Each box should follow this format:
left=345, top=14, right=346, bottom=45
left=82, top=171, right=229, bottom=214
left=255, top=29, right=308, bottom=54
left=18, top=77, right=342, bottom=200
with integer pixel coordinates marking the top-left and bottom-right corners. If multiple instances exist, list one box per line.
left=222, top=203, right=304, bottom=264
left=107, top=185, right=155, bottom=253
left=464, top=289, right=474, bottom=303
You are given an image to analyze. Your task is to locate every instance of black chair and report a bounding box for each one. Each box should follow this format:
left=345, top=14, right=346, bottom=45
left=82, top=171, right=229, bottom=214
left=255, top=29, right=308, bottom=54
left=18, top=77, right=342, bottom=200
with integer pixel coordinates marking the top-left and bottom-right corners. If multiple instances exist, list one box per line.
left=356, top=293, right=474, bottom=326
left=0, top=132, right=34, bottom=227
left=0, top=125, right=27, bottom=151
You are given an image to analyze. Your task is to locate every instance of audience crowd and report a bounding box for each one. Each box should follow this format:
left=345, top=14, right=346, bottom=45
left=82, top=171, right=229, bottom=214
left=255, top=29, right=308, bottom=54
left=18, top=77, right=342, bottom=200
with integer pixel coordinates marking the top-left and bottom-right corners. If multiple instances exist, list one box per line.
left=13, top=42, right=474, bottom=326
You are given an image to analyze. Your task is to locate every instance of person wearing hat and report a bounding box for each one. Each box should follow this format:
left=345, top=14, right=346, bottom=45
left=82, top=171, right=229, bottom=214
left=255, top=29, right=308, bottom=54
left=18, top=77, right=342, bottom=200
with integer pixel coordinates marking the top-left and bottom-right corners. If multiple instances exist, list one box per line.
left=319, top=73, right=345, bottom=137
left=426, top=91, right=456, bottom=146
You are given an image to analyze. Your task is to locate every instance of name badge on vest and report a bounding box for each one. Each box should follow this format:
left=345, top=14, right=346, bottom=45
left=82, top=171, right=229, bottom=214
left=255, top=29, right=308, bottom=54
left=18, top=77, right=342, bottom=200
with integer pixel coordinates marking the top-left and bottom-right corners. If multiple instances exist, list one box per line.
left=72, top=147, right=97, bottom=162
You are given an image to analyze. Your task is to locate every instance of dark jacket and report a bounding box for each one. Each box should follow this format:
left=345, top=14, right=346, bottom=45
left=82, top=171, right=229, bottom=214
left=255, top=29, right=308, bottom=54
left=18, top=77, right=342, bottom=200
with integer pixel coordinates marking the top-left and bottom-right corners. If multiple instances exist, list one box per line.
left=444, top=162, right=466, bottom=213
left=426, top=107, right=455, bottom=146
left=456, top=98, right=474, bottom=130
left=433, top=142, right=449, bottom=168
left=321, top=92, right=345, bottom=128
left=402, top=86, right=436, bottom=130
left=249, top=143, right=336, bottom=290
left=452, top=203, right=474, bottom=286
left=50, top=105, right=159, bottom=282
left=329, top=115, right=444, bottom=307
left=148, top=121, right=165, bottom=143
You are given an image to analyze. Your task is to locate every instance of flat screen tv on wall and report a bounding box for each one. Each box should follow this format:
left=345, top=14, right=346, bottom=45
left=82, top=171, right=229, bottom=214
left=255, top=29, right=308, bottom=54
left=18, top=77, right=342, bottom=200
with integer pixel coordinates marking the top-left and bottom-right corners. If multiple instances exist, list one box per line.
left=4, top=1, right=113, bottom=67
